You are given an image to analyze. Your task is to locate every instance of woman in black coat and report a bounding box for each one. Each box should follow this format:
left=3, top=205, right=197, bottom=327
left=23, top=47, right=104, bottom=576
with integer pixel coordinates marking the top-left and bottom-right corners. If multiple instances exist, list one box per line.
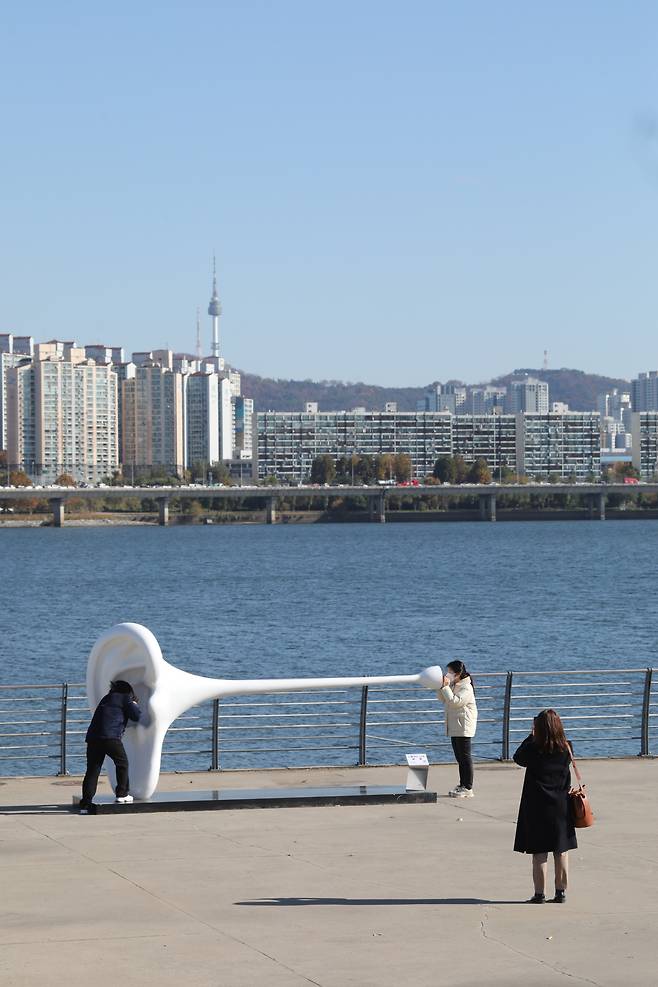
left=513, top=708, right=577, bottom=904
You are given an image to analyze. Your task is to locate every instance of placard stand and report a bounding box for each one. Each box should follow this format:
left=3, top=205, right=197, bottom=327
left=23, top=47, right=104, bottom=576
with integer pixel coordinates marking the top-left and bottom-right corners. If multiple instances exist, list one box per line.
left=405, top=753, right=429, bottom=792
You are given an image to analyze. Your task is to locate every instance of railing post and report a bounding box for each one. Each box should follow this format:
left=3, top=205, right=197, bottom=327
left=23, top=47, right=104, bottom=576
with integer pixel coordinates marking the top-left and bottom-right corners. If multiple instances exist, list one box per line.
left=640, top=668, right=653, bottom=757
left=210, top=698, right=220, bottom=771
left=358, top=685, right=369, bottom=765
left=58, top=682, right=69, bottom=776
left=501, top=671, right=513, bottom=761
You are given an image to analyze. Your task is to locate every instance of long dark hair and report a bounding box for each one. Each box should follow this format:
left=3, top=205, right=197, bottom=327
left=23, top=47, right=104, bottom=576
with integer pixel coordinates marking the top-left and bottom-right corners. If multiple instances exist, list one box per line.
left=446, top=660, right=474, bottom=693
left=533, top=709, right=571, bottom=755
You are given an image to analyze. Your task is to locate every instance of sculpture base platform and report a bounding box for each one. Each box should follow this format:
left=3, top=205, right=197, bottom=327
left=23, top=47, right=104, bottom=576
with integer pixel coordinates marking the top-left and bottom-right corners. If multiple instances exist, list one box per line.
left=72, top=785, right=437, bottom=814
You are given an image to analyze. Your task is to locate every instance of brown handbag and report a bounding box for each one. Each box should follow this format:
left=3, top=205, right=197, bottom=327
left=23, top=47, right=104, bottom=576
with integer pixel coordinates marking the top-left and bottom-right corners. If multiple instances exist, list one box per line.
left=569, top=754, right=595, bottom=828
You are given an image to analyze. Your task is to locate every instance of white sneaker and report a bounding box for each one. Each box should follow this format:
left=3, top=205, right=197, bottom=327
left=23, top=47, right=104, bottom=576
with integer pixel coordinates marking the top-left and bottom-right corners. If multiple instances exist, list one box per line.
left=452, top=787, right=474, bottom=799
left=448, top=786, right=463, bottom=797
left=115, top=794, right=134, bottom=804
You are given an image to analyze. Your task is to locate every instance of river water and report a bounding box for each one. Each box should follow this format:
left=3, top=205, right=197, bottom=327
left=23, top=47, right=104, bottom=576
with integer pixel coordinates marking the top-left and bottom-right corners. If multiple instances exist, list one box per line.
left=1, top=520, right=656, bottom=682
left=1, top=521, right=656, bottom=771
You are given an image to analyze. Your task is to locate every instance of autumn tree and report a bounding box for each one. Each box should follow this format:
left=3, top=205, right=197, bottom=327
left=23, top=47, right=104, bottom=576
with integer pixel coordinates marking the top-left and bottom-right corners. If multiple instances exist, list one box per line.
left=376, top=454, right=395, bottom=482
left=394, top=453, right=412, bottom=482
left=310, top=454, right=336, bottom=485
left=433, top=456, right=456, bottom=483
left=209, top=463, right=232, bottom=486
left=453, top=456, right=469, bottom=484
left=55, top=474, right=77, bottom=487
left=9, top=470, right=31, bottom=487
left=612, top=461, right=640, bottom=481
left=468, top=458, right=492, bottom=485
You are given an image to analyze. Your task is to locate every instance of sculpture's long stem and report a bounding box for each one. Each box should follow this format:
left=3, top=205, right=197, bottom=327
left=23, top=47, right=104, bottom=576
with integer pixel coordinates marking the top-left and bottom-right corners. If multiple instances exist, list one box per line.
left=215, top=672, right=421, bottom=699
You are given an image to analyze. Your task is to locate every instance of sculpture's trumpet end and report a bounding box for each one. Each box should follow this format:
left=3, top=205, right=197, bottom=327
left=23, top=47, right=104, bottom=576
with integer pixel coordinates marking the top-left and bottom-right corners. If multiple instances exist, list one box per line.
left=418, top=665, right=444, bottom=690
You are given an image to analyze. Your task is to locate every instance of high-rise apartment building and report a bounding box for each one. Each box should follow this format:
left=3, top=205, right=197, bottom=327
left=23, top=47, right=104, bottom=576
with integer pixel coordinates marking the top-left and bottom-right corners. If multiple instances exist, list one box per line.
left=418, top=383, right=467, bottom=414
left=121, top=365, right=187, bottom=475
left=218, top=376, right=233, bottom=461
left=0, top=333, right=34, bottom=356
left=516, top=413, right=600, bottom=479
left=631, top=372, right=658, bottom=412
left=0, top=335, right=35, bottom=451
left=470, top=386, right=506, bottom=415
left=233, top=396, right=254, bottom=459
left=507, top=377, right=549, bottom=414
left=258, top=409, right=453, bottom=481
left=5, top=361, right=36, bottom=469
left=256, top=409, right=601, bottom=482
left=84, top=344, right=124, bottom=364
left=6, top=354, right=118, bottom=482
left=631, top=413, right=658, bottom=479
left=186, top=371, right=220, bottom=467
left=35, top=340, right=84, bottom=362
left=598, top=388, right=631, bottom=423
left=452, top=414, right=517, bottom=475
left=113, top=362, right=136, bottom=459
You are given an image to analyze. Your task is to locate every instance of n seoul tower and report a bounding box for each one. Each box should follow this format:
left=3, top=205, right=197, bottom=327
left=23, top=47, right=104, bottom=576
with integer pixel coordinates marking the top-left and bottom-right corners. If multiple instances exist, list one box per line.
left=207, top=255, right=222, bottom=359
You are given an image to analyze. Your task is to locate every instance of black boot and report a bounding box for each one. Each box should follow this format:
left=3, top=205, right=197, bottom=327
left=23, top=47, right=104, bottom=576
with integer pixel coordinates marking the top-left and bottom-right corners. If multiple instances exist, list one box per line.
left=550, top=890, right=566, bottom=903
left=526, top=892, right=545, bottom=903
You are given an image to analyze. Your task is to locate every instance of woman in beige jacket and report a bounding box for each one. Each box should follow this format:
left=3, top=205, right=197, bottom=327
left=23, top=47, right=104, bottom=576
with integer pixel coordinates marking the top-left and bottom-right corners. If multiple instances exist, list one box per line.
left=438, top=660, right=478, bottom=798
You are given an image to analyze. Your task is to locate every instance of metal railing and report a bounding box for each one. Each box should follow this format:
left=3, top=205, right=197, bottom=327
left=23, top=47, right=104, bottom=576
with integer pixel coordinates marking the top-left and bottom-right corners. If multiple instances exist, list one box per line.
left=1, top=668, right=656, bottom=777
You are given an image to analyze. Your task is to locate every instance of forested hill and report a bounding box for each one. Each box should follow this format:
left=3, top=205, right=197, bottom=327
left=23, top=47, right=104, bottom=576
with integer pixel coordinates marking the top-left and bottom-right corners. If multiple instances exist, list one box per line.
left=238, top=367, right=630, bottom=413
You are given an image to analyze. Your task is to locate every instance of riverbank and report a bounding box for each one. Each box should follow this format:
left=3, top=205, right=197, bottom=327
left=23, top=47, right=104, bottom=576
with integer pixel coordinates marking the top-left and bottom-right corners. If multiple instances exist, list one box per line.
left=2, top=759, right=657, bottom=987
left=3, top=506, right=658, bottom=526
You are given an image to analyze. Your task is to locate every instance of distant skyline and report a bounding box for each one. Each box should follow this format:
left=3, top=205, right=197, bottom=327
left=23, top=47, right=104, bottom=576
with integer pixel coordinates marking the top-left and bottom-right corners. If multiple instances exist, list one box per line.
left=2, top=3, right=658, bottom=384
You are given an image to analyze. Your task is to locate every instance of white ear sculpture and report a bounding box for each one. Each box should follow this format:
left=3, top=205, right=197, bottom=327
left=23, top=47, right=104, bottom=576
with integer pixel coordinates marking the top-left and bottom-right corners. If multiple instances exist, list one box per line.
left=87, top=622, right=443, bottom=799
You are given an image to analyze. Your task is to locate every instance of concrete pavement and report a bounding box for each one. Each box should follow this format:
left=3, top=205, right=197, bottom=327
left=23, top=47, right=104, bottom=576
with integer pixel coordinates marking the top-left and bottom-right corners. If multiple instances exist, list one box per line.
left=1, top=759, right=657, bottom=987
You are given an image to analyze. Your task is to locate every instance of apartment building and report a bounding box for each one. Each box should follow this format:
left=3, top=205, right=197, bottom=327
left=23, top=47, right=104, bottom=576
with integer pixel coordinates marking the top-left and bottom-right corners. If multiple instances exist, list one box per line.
left=507, top=377, right=549, bottom=414
left=516, top=413, right=600, bottom=480
left=631, top=371, right=658, bottom=412
left=257, top=409, right=452, bottom=481
left=0, top=334, right=34, bottom=451
left=256, top=408, right=601, bottom=482
left=6, top=353, right=118, bottom=483
left=121, top=365, right=187, bottom=475
left=452, top=414, right=517, bottom=476
left=631, top=412, right=658, bottom=479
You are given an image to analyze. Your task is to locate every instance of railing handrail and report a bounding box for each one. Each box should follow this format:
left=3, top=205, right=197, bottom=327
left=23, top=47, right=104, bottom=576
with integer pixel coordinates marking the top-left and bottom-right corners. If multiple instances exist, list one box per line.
left=0, top=667, right=655, bottom=777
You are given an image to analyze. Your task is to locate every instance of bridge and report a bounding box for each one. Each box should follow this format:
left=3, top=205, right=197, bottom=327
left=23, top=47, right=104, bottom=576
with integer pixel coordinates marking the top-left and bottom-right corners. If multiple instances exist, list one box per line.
left=0, top=482, right=654, bottom=526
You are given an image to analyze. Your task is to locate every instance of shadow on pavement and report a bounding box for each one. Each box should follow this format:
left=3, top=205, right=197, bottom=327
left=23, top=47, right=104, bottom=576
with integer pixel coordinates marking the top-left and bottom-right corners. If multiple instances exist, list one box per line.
left=235, top=897, right=522, bottom=906
left=0, top=804, right=70, bottom=814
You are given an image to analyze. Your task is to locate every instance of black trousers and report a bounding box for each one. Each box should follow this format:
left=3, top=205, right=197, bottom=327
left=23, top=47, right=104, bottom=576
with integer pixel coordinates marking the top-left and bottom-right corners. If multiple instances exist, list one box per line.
left=82, top=739, right=130, bottom=804
left=451, top=736, right=474, bottom=790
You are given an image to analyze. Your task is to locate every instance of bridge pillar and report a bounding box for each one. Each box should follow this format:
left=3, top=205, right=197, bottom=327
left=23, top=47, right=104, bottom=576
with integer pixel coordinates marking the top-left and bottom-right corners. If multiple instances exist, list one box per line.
left=157, top=498, right=169, bottom=526
left=479, top=493, right=496, bottom=521
left=588, top=491, right=606, bottom=520
left=51, top=498, right=65, bottom=527
left=370, top=492, right=386, bottom=523
left=598, top=491, right=606, bottom=521
left=266, top=497, right=278, bottom=524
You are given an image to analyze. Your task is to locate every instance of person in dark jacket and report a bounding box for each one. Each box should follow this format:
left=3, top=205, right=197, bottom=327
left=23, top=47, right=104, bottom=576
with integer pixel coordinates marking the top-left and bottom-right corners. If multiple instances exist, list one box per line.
left=79, top=680, right=141, bottom=813
left=513, top=708, right=577, bottom=904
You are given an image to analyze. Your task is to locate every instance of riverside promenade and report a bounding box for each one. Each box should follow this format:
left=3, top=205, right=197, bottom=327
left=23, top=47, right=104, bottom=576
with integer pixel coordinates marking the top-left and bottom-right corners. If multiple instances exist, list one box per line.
left=1, top=759, right=656, bottom=987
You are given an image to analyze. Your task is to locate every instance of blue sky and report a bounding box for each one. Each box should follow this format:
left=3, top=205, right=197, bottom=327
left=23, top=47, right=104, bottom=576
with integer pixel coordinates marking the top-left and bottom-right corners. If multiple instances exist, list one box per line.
left=2, top=2, right=658, bottom=384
